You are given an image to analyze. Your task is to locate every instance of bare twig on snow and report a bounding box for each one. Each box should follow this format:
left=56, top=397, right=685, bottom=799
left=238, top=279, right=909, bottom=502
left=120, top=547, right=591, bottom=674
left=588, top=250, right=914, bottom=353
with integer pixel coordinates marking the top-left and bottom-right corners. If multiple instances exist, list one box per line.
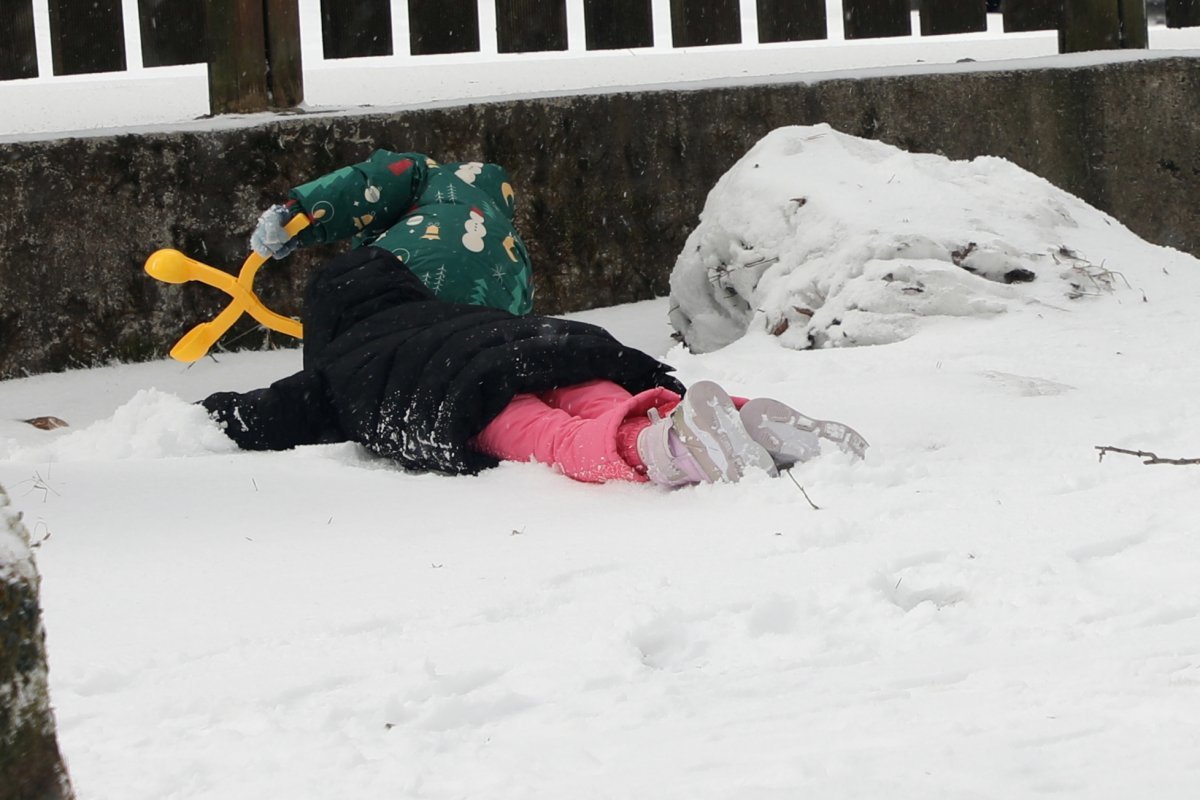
left=1095, top=445, right=1200, bottom=466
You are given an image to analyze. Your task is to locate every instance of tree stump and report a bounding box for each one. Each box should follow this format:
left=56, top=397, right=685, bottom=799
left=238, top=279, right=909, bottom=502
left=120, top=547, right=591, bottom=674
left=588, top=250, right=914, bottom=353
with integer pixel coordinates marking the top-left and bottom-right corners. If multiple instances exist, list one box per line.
left=0, top=484, right=74, bottom=800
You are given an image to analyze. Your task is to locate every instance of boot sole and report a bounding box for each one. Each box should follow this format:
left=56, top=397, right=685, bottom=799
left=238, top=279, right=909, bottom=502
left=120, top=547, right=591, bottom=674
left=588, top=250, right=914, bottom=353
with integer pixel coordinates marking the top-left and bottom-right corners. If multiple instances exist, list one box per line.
left=673, top=382, right=778, bottom=482
left=740, top=398, right=869, bottom=467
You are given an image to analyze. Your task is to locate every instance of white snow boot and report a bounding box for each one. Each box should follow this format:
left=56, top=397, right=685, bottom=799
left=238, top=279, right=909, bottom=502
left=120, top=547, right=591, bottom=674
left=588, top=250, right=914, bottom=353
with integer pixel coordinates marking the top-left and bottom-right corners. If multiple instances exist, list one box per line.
left=739, top=397, right=869, bottom=469
left=638, top=381, right=777, bottom=485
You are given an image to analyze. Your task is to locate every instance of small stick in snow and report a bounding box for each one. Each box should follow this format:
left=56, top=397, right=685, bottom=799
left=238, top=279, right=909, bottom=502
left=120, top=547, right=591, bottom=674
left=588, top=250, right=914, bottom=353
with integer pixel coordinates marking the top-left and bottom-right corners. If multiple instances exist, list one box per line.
left=18, top=469, right=59, bottom=502
left=1095, top=446, right=1200, bottom=466
left=782, top=469, right=820, bottom=510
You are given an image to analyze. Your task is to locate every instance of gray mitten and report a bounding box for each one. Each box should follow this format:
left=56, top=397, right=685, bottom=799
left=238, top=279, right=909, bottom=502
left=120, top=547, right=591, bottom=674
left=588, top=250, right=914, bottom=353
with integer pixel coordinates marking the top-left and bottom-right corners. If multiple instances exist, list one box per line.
left=250, top=204, right=299, bottom=260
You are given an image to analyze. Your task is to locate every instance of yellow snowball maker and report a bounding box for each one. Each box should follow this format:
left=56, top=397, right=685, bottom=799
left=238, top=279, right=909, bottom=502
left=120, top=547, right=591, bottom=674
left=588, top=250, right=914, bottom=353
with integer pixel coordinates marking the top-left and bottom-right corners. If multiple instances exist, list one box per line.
left=144, top=215, right=310, bottom=363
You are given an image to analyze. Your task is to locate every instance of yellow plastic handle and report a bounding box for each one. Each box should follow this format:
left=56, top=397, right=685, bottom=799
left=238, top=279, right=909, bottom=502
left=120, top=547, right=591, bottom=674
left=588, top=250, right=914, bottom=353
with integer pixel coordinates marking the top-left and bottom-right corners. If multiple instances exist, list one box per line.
left=283, top=213, right=312, bottom=237
left=146, top=214, right=312, bottom=362
left=145, top=250, right=243, bottom=292
left=170, top=318, right=236, bottom=363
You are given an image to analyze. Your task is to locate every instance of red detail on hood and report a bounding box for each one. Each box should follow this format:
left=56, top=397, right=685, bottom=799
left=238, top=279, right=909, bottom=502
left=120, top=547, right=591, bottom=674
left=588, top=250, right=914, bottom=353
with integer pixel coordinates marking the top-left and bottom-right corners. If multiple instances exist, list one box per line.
left=388, top=158, right=414, bottom=176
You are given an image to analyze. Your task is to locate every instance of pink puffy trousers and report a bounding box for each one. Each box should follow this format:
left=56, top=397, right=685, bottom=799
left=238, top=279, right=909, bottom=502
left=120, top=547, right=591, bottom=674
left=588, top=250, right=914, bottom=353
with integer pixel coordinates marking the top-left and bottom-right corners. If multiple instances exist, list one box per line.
left=471, top=379, right=681, bottom=483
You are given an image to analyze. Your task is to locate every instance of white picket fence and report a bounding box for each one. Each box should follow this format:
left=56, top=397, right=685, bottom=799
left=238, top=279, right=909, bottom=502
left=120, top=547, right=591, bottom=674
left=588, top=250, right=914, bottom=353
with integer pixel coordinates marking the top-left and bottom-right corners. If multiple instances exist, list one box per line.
left=4, top=0, right=1199, bottom=139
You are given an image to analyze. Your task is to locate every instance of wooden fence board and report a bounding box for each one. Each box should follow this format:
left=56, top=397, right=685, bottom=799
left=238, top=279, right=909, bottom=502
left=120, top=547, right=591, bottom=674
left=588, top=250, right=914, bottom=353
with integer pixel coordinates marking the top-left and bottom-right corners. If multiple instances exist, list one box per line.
left=498, top=0, right=568, bottom=52
left=757, top=0, right=827, bottom=42
left=843, top=0, right=911, bottom=39
left=1166, top=0, right=1200, bottom=26
left=584, top=0, right=654, bottom=49
left=0, top=0, right=38, bottom=79
left=138, top=0, right=206, bottom=67
left=1060, top=0, right=1120, bottom=49
left=320, top=0, right=391, bottom=59
left=920, top=0, right=987, bottom=36
left=265, top=0, right=303, bottom=106
left=670, top=0, right=741, bottom=46
left=409, top=0, right=480, bottom=54
left=1060, top=0, right=1147, bottom=50
left=1118, top=0, right=1149, bottom=47
left=48, top=0, right=126, bottom=75
left=206, top=0, right=267, bottom=113
left=1004, top=0, right=1060, bottom=31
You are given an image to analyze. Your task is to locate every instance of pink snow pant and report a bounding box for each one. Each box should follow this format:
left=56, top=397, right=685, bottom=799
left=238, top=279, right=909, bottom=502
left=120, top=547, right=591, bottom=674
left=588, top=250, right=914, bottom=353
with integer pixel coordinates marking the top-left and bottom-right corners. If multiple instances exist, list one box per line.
left=471, top=379, right=682, bottom=483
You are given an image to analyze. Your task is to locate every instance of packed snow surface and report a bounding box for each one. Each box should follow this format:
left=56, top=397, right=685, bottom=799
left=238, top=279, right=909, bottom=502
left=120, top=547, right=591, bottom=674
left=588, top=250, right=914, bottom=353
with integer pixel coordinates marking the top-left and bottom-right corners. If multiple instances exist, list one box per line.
left=3, top=130, right=1200, bottom=797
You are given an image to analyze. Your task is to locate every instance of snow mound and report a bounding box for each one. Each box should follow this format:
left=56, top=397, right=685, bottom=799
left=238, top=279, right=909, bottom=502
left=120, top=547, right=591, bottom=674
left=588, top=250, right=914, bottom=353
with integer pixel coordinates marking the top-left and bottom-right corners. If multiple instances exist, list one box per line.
left=669, top=124, right=1153, bottom=353
left=9, top=389, right=237, bottom=462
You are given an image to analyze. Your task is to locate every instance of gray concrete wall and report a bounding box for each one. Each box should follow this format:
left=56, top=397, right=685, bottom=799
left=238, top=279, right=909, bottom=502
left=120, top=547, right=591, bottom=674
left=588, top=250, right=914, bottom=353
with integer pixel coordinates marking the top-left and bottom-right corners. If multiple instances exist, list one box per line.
left=1, top=56, right=1197, bottom=379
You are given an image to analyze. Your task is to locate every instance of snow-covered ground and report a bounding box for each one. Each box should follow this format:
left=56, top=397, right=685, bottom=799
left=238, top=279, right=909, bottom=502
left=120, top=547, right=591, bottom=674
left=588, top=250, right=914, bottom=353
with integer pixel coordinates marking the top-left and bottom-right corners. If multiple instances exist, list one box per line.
left=3, top=125, right=1200, bottom=797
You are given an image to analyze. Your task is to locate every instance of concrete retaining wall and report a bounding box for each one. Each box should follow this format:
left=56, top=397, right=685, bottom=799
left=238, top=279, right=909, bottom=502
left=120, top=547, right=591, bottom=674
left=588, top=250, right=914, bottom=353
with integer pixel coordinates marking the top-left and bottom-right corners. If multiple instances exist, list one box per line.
left=1, top=56, right=1197, bottom=379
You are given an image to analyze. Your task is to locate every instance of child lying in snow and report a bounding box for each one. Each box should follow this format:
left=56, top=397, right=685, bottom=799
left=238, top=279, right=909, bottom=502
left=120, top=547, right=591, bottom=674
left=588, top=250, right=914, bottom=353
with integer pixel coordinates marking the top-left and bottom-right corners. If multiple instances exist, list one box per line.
left=201, top=246, right=866, bottom=486
left=209, top=151, right=865, bottom=484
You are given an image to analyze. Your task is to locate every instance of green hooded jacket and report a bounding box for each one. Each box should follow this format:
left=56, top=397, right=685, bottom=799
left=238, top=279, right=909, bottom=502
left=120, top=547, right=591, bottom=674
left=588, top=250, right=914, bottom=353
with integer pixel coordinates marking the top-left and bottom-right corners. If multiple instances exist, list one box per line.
left=286, top=150, right=533, bottom=315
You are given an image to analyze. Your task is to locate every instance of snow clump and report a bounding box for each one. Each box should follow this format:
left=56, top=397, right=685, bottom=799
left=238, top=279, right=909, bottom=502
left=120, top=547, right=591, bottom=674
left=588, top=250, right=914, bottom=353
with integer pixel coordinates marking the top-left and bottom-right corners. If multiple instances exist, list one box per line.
left=8, top=388, right=237, bottom=462
left=669, top=123, right=1152, bottom=353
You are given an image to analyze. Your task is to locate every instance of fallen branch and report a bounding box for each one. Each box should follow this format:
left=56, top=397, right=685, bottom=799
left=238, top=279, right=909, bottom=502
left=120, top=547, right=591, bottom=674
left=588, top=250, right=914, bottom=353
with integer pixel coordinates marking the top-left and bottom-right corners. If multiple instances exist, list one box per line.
left=1095, top=446, right=1200, bottom=466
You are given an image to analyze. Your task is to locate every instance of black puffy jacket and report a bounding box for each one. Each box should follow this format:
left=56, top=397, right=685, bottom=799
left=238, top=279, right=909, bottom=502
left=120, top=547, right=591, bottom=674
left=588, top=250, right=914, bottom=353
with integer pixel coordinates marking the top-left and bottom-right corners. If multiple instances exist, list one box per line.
left=203, top=247, right=684, bottom=475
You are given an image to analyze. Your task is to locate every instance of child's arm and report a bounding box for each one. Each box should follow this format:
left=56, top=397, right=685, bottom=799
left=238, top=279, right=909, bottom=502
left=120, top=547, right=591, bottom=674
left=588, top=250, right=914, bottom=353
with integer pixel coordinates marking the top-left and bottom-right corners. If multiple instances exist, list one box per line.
left=284, top=150, right=431, bottom=248
left=202, top=370, right=341, bottom=451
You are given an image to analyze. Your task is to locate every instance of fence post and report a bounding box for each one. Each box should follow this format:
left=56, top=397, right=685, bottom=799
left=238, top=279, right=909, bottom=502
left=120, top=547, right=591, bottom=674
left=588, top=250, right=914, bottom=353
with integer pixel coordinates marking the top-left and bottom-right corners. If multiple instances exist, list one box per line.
left=1004, top=0, right=1060, bottom=31
left=583, top=0, right=654, bottom=48
left=1, top=0, right=39, bottom=79
left=207, top=0, right=268, bottom=114
left=1059, top=0, right=1148, bottom=51
left=842, top=0, right=911, bottom=39
left=265, top=0, right=304, bottom=107
left=208, top=0, right=303, bottom=114
left=1167, top=0, right=1200, bottom=26
left=497, top=0, right=568, bottom=52
left=757, top=0, right=827, bottom=42
left=920, top=0, right=987, bottom=36
left=669, top=0, right=742, bottom=46
left=1118, top=0, right=1149, bottom=45
left=409, top=0, right=480, bottom=54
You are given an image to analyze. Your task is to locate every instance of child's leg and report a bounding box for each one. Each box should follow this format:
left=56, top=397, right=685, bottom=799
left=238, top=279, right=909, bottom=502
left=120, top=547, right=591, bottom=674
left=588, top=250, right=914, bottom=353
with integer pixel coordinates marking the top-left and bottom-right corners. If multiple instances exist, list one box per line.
left=540, top=379, right=636, bottom=419
left=542, top=382, right=680, bottom=474
left=472, top=387, right=680, bottom=483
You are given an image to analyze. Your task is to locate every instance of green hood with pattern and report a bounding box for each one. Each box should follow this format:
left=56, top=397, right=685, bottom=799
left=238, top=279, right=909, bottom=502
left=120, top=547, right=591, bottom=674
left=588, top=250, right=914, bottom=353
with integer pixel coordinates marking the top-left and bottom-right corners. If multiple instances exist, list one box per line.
left=287, top=150, right=533, bottom=315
